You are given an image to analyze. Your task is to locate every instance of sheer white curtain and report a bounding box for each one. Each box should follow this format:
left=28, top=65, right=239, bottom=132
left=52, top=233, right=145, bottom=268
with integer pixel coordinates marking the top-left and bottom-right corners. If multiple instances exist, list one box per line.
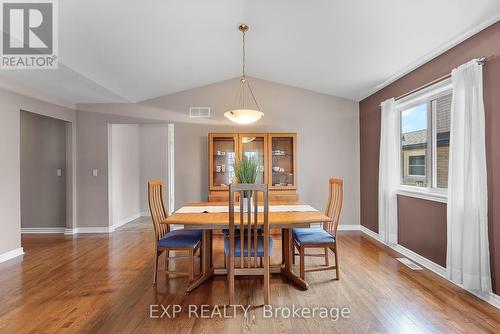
left=379, top=98, right=399, bottom=244
left=447, top=59, right=491, bottom=292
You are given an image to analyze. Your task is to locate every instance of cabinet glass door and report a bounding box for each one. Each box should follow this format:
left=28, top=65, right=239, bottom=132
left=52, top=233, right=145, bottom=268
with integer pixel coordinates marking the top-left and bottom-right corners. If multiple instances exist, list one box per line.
left=239, top=134, right=267, bottom=184
left=269, top=134, right=296, bottom=189
left=211, top=135, right=237, bottom=189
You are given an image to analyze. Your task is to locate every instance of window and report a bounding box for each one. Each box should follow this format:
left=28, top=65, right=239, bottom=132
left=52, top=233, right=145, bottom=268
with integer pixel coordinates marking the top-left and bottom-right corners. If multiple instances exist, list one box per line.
left=401, top=103, right=428, bottom=186
left=433, top=93, right=451, bottom=189
left=399, top=80, right=452, bottom=191
left=408, top=155, right=425, bottom=176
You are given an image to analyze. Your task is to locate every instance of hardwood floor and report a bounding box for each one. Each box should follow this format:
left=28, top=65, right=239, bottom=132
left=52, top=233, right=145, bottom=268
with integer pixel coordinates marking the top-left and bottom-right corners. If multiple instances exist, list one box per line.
left=0, top=218, right=499, bottom=333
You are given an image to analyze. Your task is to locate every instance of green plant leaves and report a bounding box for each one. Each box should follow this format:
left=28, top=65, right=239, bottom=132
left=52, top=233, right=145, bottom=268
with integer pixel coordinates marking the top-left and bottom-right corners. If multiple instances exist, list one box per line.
left=233, top=156, right=258, bottom=198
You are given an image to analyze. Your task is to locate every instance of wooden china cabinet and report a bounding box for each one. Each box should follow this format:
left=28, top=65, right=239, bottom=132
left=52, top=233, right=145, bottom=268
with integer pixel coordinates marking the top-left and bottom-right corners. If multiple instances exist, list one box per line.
left=208, top=132, right=298, bottom=202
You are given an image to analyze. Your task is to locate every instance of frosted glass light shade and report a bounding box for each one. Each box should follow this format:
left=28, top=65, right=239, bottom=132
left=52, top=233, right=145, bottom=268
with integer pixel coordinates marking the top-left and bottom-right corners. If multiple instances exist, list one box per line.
left=224, top=109, right=264, bottom=124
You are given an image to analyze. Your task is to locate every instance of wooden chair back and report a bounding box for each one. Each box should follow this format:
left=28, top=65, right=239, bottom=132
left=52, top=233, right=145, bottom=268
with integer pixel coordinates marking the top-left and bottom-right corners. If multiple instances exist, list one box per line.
left=148, top=180, right=169, bottom=241
left=323, top=178, right=344, bottom=236
left=228, top=183, right=269, bottom=268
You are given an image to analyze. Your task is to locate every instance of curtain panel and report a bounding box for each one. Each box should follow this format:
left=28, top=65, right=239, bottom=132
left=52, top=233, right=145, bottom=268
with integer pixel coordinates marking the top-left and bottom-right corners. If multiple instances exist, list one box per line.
left=447, top=59, right=491, bottom=293
left=378, top=98, right=399, bottom=244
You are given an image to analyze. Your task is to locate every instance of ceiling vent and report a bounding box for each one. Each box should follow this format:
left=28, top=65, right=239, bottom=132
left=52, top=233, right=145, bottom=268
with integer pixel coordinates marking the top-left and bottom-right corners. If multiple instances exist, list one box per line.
left=189, top=107, right=211, bottom=118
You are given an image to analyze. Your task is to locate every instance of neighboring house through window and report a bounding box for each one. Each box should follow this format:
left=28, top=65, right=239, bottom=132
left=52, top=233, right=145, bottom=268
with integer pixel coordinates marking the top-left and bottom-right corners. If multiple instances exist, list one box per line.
left=408, top=155, right=425, bottom=176
left=399, top=79, right=451, bottom=191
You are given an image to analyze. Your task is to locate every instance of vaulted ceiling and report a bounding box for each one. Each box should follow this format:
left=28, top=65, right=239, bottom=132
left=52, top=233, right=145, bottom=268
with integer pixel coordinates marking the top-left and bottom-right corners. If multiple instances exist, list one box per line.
left=1, top=0, right=500, bottom=105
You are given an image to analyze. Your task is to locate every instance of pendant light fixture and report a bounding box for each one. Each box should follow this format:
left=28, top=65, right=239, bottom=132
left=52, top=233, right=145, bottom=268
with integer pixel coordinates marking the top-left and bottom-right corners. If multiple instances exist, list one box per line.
left=224, top=24, right=264, bottom=125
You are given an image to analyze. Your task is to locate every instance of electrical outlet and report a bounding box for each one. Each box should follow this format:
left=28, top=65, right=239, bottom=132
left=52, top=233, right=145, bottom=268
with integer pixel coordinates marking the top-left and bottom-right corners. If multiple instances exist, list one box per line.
left=92, top=169, right=98, bottom=177
left=56, top=169, right=62, bottom=177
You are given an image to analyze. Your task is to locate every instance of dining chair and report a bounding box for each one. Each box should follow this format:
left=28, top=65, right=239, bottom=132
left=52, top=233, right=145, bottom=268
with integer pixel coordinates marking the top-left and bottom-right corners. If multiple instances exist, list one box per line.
left=148, top=180, right=202, bottom=284
left=225, top=183, right=272, bottom=305
left=222, top=226, right=264, bottom=269
left=222, top=195, right=263, bottom=268
left=222, top=193, right=263, bottom=237
left=292, top=178, right=343, bottom=280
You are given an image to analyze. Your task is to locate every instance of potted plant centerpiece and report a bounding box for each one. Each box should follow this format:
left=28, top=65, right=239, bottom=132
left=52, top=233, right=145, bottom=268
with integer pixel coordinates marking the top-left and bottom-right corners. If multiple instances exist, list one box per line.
left=233, top=156, right=258, bottom=212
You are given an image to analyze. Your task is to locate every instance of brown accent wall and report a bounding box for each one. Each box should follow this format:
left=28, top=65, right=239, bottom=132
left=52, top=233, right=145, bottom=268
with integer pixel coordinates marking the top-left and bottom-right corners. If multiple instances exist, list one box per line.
left=398, top=195, right=447, bottom=266
left=360, top=21, right=500, bottom=293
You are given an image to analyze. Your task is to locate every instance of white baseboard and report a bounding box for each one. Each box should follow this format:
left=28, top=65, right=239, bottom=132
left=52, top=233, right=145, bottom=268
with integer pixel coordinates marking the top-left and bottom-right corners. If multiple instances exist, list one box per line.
left=357, top=224, right=499, bottom=309
left=359, top=225, right=383, bottom=242
left=358, top=225, right=446, bottom=277
left=0, top=247, right=24, bottom=264
left=337, top=224, right=361, bottom=231
left=64, top=228, right=77, bottom=235
left=74, top=226, right=115, bottom=234
left=391, top=244, right=446, bottom=277
left=62, top=226, right=115, bottom=234
left=141, top=213, right=183, bottom=230
left=20, top=226, right=115, bottom=235
left=21, top=227, right=66, bottom=234
left=309, top=223, right=361, bottom=230
left=62, top=213, right=146, bottom=235
left=113, top=212, right=142, bottom=230
left=470, top=291, right=500, bottom=309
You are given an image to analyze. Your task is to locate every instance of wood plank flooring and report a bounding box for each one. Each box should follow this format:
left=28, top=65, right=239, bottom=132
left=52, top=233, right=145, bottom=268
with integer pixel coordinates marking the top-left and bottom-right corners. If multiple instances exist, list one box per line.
left=0, top=218, right=499, bottom=333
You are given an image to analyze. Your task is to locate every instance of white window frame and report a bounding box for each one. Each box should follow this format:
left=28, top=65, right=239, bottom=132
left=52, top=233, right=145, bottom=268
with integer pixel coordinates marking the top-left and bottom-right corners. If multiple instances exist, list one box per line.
left=407, top=154, right=426, bottom=177
left=397, top=78, right=451, bottom=203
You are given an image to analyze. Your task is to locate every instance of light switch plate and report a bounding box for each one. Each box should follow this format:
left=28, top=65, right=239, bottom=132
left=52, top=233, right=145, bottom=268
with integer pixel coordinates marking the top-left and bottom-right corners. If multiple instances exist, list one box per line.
left=92, top=169, right=98, bottom=177
left=56, top=169, right=62, bottom=177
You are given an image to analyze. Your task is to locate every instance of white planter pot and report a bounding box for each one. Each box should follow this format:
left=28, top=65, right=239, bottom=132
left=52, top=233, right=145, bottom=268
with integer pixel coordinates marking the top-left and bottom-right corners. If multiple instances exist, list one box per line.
left=242, top=196, right=253, bottom=212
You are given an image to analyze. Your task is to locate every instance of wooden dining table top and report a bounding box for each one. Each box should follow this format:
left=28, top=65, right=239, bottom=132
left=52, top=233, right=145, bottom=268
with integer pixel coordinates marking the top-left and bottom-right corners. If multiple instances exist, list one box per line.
left=163, top=201, right=332, bottom=228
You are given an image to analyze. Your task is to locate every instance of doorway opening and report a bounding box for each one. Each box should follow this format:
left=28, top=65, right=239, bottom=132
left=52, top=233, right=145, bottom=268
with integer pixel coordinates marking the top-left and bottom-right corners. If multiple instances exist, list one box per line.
left=108, top=123, right=174, bottom=230
left=20, top=111, right=70, bottom=233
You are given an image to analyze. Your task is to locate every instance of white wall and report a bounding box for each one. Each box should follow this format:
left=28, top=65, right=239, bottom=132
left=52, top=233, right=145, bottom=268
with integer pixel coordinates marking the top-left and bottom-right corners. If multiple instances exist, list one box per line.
left=110, top=124, right=141, bottom=227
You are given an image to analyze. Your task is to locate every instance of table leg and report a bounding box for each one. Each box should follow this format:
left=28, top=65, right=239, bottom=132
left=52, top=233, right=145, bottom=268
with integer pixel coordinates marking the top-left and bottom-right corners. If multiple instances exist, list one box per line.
left=281, top=228, right=309, bottom=290
left=281, top=228, right=285, bottom=264
left=186, top=229, right=214, bottom=292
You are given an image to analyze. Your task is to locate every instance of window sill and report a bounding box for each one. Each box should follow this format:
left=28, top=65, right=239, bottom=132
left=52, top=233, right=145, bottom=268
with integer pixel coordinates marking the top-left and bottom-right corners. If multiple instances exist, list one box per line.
left=397, top=186, right=447, bottom=204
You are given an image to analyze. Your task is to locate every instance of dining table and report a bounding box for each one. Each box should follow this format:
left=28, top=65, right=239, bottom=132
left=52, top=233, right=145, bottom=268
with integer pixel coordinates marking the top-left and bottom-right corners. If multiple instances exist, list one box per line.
left=162, top=201, right=333, bottom=292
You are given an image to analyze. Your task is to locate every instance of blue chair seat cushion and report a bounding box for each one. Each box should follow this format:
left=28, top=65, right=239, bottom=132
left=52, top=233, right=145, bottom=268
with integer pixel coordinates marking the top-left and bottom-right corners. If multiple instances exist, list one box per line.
left=224, top=236, right=273, bottom=257
left=292, top=228, right=335, bottom=245
left=221, top=227, right=264, bottom=236
left=157, top=229, right=202, bottom=248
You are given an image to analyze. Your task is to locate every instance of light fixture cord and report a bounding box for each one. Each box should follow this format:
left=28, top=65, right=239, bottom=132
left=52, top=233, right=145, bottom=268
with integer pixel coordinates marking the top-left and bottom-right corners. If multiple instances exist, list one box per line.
left=242, top=29, right=246, bottom=77
left=237, top=25, right=261, bottom=112
left=247, top=81, right=261, bottom=111
left=241, top=29, right=245, bottom=108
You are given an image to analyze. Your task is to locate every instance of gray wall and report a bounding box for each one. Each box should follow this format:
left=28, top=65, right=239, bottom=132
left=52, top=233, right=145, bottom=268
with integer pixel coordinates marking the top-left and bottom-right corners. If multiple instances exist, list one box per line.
left=147, top=78, right=360, bottom=225
left=20, top=111, right=67, bottom=228
left=139, top=124, right=169, bottom=213
left=0, top=88, right=75, bottom=256
left=78, top=77, right=361, bottom=226
left=0, top=76, right=359, bottom=258
left=76, top=111, right=153, bottom=228
left=77, top=113, right=171, bottom=227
